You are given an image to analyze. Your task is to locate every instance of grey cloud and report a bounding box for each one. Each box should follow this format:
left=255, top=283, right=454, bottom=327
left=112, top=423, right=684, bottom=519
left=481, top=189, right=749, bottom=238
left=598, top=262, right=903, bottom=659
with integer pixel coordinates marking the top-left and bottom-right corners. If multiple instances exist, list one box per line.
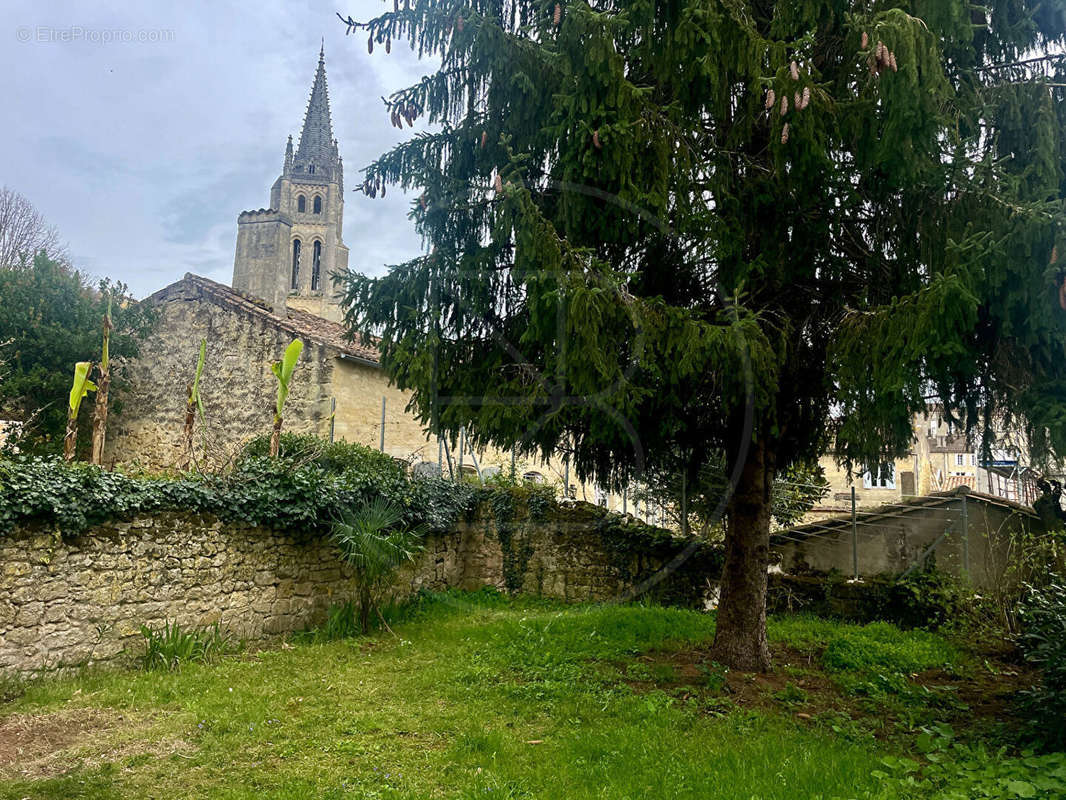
left=2, top=0, right=434, bottom=298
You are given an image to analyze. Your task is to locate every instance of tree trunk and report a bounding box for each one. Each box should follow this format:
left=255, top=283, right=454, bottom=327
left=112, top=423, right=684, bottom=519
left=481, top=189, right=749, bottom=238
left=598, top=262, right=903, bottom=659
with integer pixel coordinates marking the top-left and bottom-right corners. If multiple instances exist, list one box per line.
left=269, top=415, right=283, bottom=457
left=63, top=413, right=78, bottom=461
left=712, top=437, right=774, bottom=672
left=180, top=389, right=196, bottom=471
left=89, top=368, right=110, bottom=465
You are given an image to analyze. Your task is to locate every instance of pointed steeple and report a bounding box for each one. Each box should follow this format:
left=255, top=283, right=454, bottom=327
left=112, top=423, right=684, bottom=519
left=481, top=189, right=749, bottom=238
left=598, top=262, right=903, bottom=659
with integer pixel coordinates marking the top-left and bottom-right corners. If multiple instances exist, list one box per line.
left=294, top=44, right=336, bottom=172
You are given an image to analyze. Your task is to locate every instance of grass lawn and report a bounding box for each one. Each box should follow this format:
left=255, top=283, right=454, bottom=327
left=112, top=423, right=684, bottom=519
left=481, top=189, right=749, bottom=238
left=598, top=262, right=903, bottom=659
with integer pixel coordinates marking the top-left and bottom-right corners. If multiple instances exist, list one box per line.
left=0, top=590, right=1059, bottom=799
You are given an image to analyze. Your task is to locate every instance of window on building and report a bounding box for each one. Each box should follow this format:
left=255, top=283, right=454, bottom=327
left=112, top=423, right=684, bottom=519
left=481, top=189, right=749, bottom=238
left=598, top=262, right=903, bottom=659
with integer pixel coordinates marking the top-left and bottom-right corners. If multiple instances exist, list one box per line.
left=290, top=239, right=301, bottom=289
left=970, top=454, right=977, bottom=466
left=308, top=164, right=316, bottom=174
left=862, top=463, right=896, bottom=489
left=313, top=195, right=322, bottom=214
left=956, top=453, right=965, bottom=466
left=297, top=195, right=306, bottom=213
left=522, top=471, right=544, bottom=484
left=311, top=241, right=322, bottom=291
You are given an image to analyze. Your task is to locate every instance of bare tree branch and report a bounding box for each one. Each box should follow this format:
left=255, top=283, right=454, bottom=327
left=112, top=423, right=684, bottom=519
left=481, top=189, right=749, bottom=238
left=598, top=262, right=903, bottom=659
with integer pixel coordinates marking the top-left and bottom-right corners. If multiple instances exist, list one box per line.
left=0, top=186, right=68, bottom=269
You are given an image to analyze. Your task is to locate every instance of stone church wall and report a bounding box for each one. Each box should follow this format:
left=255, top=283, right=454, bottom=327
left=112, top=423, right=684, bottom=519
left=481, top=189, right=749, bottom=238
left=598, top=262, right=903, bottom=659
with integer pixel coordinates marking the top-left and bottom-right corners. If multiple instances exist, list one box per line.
left=0, top=504, right=718, bottom=674
left=106, top=283, right=333, bottom=469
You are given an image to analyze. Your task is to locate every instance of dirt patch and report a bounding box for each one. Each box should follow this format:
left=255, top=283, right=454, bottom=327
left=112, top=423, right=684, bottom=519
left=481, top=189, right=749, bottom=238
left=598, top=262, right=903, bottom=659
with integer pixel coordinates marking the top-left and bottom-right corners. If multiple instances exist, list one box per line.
left=0, top=707, right=194, bottom=779
left=618, top=644, right=1038, bottom=737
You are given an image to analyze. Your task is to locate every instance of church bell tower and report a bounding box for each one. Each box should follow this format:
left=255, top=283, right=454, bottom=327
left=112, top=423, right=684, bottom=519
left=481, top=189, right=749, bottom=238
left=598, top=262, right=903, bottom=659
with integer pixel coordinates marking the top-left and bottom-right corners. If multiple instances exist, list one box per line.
left=232, top=45, right=349, bottom=322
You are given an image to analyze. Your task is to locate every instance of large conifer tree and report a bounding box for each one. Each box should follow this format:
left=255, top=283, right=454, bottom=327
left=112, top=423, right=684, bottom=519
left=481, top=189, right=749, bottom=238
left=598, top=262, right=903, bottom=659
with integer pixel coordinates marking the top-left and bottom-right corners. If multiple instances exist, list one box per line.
left=338, top=0, right=1066, bottom=669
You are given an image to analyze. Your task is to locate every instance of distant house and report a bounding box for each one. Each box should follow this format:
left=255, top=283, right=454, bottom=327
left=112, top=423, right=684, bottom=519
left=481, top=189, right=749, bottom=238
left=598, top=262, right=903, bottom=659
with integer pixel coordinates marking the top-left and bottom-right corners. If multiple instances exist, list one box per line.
left=808, top=407, right=1043, bottom=523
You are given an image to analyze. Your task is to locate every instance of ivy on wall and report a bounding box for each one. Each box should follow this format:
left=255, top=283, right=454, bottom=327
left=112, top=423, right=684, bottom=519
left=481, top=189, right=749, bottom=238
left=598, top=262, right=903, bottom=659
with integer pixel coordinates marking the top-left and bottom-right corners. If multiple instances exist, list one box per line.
left=0, top=435, right=481, bottom=537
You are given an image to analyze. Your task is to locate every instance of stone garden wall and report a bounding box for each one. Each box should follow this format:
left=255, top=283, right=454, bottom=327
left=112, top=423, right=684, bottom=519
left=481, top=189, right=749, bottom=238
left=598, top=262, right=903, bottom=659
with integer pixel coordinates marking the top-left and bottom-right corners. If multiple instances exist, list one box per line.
left=0, top=502, right=721, bottom=674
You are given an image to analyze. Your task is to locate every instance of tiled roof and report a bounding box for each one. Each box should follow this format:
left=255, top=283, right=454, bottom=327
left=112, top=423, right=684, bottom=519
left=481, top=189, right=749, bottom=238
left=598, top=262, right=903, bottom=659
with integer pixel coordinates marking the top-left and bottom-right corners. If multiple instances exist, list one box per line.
left=148, top=273, right=380, bottom=364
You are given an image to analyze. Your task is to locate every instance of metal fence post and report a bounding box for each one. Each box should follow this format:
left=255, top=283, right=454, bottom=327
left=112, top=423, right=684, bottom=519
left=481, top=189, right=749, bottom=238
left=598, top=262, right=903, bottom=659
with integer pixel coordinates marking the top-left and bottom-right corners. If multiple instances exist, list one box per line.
left=851, top=486, right=859, bottom=580
left=457, top=427, right=465, bottom=476
left=379, top=396, right=386, bottom=452
left=961, top=493, right=970, bottom=575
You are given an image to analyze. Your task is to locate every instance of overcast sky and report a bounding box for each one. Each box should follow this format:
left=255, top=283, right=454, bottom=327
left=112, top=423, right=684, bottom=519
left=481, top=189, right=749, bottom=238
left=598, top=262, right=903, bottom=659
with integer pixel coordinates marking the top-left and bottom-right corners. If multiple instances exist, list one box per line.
left=3, top=0, right=433, bottom=298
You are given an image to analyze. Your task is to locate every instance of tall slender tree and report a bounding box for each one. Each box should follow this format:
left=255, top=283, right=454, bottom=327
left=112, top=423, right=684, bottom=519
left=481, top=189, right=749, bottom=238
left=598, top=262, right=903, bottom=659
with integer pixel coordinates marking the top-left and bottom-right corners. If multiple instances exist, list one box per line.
left=338, top=0, right=1066, bottom=669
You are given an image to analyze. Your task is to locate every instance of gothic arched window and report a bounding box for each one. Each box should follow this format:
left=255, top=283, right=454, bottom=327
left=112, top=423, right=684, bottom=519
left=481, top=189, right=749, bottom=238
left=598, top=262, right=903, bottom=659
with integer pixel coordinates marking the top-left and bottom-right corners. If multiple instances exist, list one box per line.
left=311, top=241, right=322, bottom=291
left=297, top=195, right=306, bottom=213
left=291, top=239, right=301, bottom=290
left=308, top=164, right=316, bottom=174
left=313, top=195, right=322, bottom=214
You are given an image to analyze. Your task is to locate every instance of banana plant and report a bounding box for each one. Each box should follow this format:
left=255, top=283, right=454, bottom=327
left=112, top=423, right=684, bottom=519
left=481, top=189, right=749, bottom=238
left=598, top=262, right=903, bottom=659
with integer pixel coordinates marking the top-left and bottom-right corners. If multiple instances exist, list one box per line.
left=269, top=339, right=303, bottom=457
left=89, top=297, right=113, bottom=465
left=180, top=338, right=208, bottom=470
left=64, top=361, right=96, bottom=461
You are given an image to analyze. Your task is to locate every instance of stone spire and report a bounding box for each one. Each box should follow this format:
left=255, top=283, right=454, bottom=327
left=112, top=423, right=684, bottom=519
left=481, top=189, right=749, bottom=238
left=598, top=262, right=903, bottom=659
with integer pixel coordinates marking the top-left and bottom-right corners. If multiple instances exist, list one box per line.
left=294, top=44, right=336, bottom=172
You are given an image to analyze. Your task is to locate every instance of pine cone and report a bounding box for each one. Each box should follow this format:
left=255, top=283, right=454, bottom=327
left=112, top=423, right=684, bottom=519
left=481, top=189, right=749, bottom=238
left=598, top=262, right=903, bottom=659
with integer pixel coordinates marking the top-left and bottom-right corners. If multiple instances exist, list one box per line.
left=1051, top=244, right=1059, bottom=265
left=889, top=52, right=898, bottom=72
left=781, top=123, right=790, bottom=144
left=481, top=131, right=488, bottom=148
left=420, top=195, right=427, bottom=210
left=494, top=173, right=504, bottom=193
left=780, top=95, right=788, bottom=116
left=794, top=91, right=802, bottom=109
left=386, top=37, right=391, bottom=54
left=802, top=86, right=810, bottom=109
left=593, top=129, right=601, bottom=149
left=368, top=34, right=374, bottom=54
left=861, top=31, right=869, bottom=49
left=554, top=3, right=562, bottom=25
left=790, top=61, right=799, bottom=81
left=765, top=89, right=776, bottom=110
left=876, top=41, right=884, bottom=62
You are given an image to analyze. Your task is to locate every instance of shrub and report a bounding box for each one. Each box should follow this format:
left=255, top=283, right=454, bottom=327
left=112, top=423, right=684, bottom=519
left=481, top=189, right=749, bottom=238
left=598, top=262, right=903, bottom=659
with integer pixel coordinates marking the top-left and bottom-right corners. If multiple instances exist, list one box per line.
left=890, top=566, right=967, bottom=630
left=331, top=497, right=428, bottom=633
left=1016, top=578, right=1066, bottom=750
left=873, top=724, right=1066, bottom=799
left=139, top=620, right=235, bottom=671
left=0, top=437, right=486, bottom=537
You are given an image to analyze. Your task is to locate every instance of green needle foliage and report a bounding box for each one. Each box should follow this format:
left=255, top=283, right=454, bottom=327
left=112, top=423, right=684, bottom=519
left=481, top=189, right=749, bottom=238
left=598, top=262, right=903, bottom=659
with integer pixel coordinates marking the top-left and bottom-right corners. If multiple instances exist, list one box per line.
left=331, top=496, right=429, bottom=633
left=337, top=0, right=1066, bottom=669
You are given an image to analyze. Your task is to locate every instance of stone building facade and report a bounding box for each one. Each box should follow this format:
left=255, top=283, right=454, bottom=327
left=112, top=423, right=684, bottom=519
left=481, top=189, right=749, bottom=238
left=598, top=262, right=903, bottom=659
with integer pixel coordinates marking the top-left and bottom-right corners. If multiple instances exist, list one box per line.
left=109, top=45, right=632, bottom=511
left=232, top=46, right=349, bottom=323
left=106, top=273, right=435, bottom=468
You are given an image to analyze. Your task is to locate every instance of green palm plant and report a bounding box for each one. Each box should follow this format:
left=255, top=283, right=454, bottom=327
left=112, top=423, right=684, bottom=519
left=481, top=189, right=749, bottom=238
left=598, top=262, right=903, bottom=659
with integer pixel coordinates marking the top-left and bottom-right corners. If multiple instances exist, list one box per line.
left=331, top=497, right=427, bottom=633
left=269, top=339, right=303, bottom=457
left=64, top=361, right=96, bottom=461
left=180, top=338, right=208, bottom=470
